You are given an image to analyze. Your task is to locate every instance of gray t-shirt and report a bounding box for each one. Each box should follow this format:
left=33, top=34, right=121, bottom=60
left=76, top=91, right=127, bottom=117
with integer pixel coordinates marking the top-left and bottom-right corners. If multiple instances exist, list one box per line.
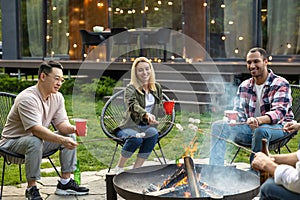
left=1, top=85, right=68, bottom=138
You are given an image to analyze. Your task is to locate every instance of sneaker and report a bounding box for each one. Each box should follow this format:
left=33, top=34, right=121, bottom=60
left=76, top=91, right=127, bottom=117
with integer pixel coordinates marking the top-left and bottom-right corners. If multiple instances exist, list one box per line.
left=55, top=179, right=89, bottom=196
left=25, top=186, right=43, bottom=200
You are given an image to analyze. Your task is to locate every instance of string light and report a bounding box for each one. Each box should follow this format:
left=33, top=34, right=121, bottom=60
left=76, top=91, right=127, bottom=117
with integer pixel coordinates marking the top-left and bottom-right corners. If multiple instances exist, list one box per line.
left=287, top=43, right=292, bottom=48
left=203, top=3, right=208, bottom=7
left=168, top=1, right=173, bottom=6
left=97, top=2, right=104, bottom=7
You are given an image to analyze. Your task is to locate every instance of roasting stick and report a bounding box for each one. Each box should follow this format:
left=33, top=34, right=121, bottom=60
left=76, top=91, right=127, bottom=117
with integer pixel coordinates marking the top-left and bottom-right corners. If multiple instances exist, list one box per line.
left=77, top=138, right=110, bottom=144
left=210, top=133, right=255, bottom=154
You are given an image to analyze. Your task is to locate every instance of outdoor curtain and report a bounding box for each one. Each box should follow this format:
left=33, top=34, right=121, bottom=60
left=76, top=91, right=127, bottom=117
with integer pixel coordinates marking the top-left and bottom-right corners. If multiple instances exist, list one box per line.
left=267, top=0, right=300, bottom=55
left=26, top=0, right=69, bottom=57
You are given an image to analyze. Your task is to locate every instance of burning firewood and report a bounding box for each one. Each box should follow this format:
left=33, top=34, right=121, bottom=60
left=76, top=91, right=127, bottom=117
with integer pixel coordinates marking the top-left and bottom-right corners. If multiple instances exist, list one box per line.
left=160, top=166, right=186, bottom=189
left=144, top=156, right=226, bottom=199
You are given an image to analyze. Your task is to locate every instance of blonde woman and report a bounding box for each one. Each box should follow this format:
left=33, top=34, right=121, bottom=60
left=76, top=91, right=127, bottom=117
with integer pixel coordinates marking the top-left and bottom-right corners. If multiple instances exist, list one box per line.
left=114, top=57, right=165, bottom=173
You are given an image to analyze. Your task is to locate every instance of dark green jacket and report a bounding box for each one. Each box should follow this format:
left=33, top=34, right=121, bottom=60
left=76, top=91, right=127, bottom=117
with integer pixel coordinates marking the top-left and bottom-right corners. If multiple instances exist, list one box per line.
left=116, top=83, right=164, bottom=132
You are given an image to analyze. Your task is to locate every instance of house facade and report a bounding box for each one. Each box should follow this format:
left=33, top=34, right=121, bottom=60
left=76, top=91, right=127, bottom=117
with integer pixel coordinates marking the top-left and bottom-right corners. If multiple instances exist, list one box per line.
left=1, top=0, right=299, bottom=62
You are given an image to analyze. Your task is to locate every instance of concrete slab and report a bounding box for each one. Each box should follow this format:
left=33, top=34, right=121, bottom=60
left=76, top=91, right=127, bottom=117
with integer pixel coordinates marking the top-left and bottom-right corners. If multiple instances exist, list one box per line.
left=1, top=159, right=254, bottom=200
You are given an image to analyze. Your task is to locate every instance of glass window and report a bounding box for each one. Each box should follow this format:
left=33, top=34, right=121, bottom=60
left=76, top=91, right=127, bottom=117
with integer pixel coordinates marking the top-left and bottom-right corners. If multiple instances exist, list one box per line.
left=208, top=0, right=254, bottom=59
left=46, top=0, right=69, bottom=58
left=110, top=0, right=181, bottom=30
left=264, top=0, right=300, bottom=56
left=20, top=0, right=69, bottom=58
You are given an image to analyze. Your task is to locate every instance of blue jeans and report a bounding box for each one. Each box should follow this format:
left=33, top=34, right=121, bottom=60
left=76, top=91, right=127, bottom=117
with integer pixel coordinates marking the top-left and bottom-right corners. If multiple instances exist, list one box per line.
left=209, top=120, right=286, bottom=165
left=116, top=126, right=158, bottom=159
left=260, top=178, right=300, bottom=199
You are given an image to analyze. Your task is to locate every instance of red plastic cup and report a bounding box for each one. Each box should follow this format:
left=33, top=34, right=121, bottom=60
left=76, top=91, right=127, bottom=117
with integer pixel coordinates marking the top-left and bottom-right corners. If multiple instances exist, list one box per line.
left=224, top=110, right=238, bottom=121
left=163, top=101, right=175, bottom=115
left=74, top=119, right=87, bottom=137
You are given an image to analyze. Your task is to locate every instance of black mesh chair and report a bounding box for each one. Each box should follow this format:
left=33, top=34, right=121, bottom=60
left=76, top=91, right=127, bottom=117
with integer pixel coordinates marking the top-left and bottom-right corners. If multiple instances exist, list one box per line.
left=0, top=92, right=60, bottom=199
left=100, top=89, right=176, bottom=172
left=143, top=28, right=171, bottom=62
left=230, top=84, right=300, bottom=163
left=111, top=28, right=138, bottom=60
left=79, top=29, right=106, bottom=60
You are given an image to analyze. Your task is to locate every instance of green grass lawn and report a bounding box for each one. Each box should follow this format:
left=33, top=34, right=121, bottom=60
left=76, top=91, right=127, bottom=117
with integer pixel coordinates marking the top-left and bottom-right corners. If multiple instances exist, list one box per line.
left=1, top=95, right=300, bottom=186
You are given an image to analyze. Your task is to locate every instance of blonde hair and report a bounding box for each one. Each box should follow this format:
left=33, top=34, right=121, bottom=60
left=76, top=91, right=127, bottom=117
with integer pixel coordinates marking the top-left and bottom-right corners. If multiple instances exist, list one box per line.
left=130, top=57, right=156, bottom=94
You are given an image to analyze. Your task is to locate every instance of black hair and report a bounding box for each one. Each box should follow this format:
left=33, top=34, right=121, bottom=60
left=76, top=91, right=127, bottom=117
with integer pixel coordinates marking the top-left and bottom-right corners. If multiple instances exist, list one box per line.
left=38, top=61, right=63, bottom=79
left=248, top=47, right=268, bottom=61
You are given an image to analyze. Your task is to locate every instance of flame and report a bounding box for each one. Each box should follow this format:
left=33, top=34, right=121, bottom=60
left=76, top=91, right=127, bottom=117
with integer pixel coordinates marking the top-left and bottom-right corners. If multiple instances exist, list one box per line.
left=175, top=176, right=188, bottom=187
left=182, top=137, right=198, bottom=158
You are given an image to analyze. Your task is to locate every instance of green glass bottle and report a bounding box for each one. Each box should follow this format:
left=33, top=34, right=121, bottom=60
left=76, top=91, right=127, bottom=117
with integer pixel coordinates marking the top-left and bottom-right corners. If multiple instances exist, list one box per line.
left=175, top=155, right=180, bottom=165
left=74, top=160, right=81, bottom=185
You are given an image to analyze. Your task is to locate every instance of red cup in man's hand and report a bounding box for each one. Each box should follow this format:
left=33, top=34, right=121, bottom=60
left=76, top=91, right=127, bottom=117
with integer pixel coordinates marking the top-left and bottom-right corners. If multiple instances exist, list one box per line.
left=74, top=118, right=87, bottom=136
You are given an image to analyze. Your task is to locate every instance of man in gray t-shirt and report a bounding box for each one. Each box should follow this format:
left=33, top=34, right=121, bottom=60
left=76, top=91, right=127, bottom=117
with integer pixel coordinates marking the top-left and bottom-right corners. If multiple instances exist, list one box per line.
left=0, top=61, right=89, bottom=199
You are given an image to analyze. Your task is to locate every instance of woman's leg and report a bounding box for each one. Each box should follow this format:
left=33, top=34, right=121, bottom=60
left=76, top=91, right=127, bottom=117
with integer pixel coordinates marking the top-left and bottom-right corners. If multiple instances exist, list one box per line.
left=137, top=127, right=158, bottom=159
left=116, top=128, right=142, bottom=167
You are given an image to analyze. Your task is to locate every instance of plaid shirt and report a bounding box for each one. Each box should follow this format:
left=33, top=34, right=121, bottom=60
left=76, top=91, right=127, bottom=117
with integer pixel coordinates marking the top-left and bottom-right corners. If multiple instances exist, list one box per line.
left=234, top=69, right=294, bottom=124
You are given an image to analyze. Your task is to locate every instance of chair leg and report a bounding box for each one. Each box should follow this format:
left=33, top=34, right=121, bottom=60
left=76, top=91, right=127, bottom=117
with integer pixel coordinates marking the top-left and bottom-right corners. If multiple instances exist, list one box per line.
left=285, top=144, right=292, bottom=153
left=19, top=164, right=22, bottom=182
left=108, top=143, right=119, bottom=173
left=81, top=45, right=85, bottom=61
left=163, top=44, right=167, bottom=62
left=1, top=158, right=7, bottom=200
left=230, top=148, right=241, bottom=164
left=152, top=149, right=163, bottom=165
left=48, top=157, right=61, bottom=178
left=157, top=141, right=167, bottom=164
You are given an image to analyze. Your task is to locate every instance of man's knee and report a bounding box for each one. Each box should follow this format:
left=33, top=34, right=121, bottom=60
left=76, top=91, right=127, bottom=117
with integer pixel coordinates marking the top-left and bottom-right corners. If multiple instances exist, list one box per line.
left=28, top=136, right=43, bottom=151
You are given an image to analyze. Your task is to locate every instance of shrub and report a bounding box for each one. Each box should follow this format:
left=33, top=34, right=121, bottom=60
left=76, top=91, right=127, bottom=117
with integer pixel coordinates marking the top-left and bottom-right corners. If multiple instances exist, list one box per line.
left=0, top=74, right=36, bottom=93
left=0, top=75, right=117, bottom=100
left=80, top=76, right=117, bottom=100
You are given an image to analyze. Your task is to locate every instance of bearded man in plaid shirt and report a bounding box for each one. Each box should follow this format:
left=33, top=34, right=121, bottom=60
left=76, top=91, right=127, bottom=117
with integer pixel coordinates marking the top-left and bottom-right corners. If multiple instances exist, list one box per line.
left=209, top=47, right=294, bottom=167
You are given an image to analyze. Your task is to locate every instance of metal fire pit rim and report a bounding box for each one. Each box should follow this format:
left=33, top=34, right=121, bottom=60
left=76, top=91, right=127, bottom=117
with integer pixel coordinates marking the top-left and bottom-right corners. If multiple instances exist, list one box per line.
left=113, top=163, right=260, bottom=200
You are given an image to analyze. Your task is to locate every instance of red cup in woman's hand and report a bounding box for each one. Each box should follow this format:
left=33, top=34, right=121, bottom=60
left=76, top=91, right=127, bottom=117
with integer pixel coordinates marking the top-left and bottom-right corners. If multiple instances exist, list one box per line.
left=163, top=101, right=175, bottom=115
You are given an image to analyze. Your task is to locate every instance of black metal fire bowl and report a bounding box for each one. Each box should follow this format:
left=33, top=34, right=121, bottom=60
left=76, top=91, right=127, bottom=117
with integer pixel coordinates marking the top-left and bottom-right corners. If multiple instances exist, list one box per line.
left=113, top=164, right=260, bottom=200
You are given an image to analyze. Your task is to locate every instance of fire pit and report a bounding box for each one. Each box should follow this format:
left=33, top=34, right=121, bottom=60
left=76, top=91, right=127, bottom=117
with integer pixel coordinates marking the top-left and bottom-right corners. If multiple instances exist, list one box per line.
left=113, top=162, right=259, bottom=200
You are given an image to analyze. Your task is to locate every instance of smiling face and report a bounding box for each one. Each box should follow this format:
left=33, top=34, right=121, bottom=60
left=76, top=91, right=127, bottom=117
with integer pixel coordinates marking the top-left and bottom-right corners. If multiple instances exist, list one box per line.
left=135, top=61, right=152, bottom=85
left=246, top=50, right=268, bottom=84
left=40, top=67, right=64, bottom=94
